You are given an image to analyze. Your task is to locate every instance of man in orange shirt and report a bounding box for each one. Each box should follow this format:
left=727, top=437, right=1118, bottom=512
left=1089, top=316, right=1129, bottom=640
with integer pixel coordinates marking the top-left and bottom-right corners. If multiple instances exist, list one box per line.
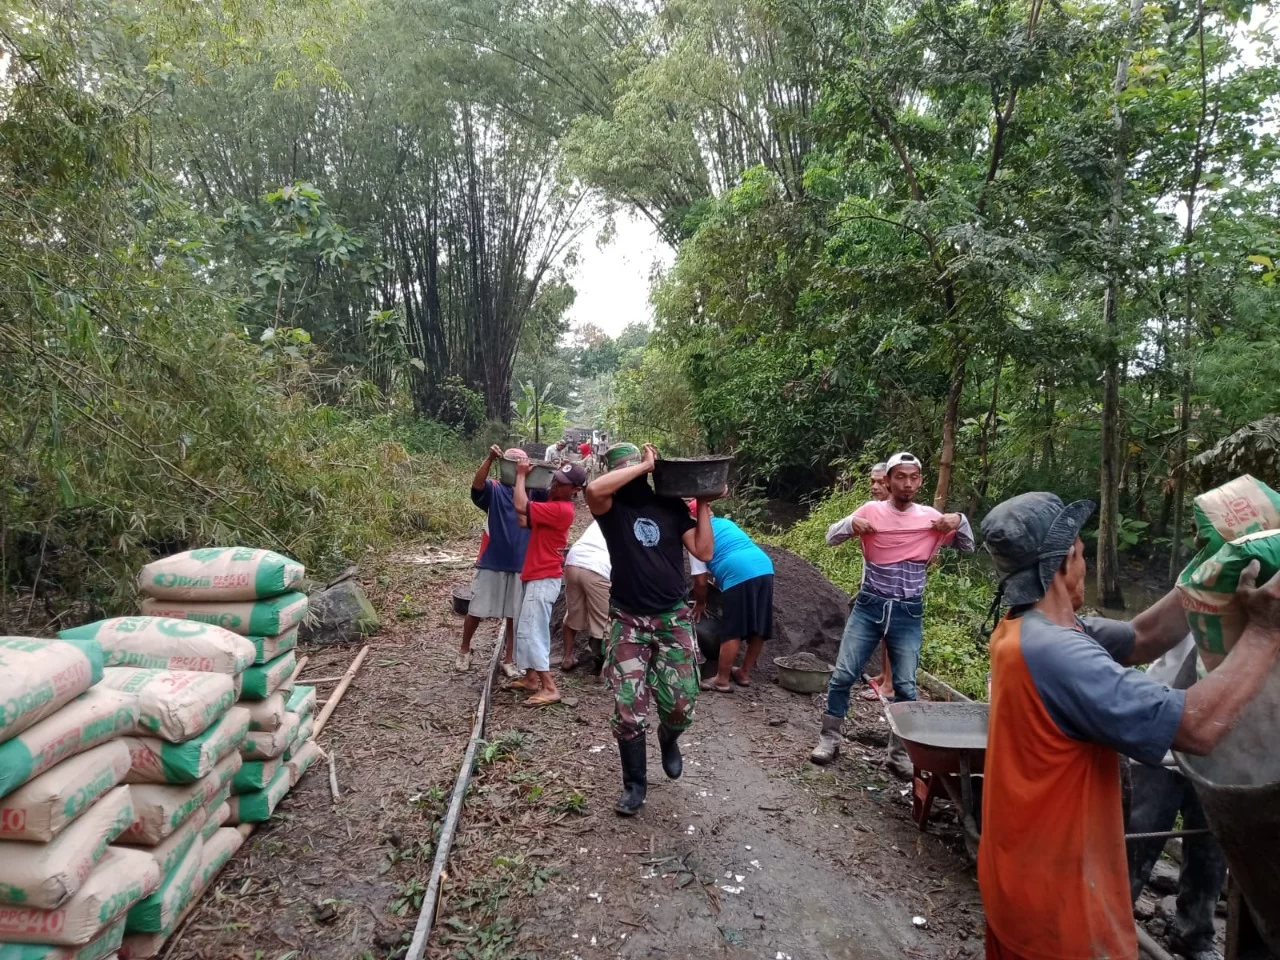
left=978, top=492, right=1280, bottom=959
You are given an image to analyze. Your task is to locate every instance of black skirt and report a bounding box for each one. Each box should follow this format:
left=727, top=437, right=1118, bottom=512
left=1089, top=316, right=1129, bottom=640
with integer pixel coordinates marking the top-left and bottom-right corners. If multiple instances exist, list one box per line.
left=719, top=574, right=775, bottom=640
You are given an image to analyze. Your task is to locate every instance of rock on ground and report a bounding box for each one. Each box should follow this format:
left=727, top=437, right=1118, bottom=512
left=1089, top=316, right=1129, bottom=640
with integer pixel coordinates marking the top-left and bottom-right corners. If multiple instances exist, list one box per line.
left=300, top=579, right=380, bottom=645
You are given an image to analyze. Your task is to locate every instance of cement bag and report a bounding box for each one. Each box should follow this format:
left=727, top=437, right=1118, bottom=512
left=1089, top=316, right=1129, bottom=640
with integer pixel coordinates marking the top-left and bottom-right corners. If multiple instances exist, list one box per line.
left=121, top=707, right=248, bottom=785
left=123, top=836, right=200, bottom=934
left=99, top=669, right=233, bottom=744
left=127, top=807, right=200, bottom=881
left=0, top=847, right=159, bottom=945
left=284, top=686, right=315, bottom=722
left=139, top=593, right=307, bottom=638
left=238, top=652, right=296, bottom=701
left=138, top=548, right=304, bottom=602
left=0, top=691, right=138, bottom=800
left=199, top=803, right=228, bottom=843
left=198, top=827, right=242, bottom=887
left=1191, top=475, right=1280, bottom=555
left=0, top=638, right=104, bottom=745
left=242, top=693, right=285, bottom=732
left=119, top=754, right=239, bottom=846
left=0, top=918, right=125, bottom=960
left=226, top=767, right=290, bottom=824
left=284, top=716, right=313, bottom=762
left=232, top=757, right=280, bottom=795
left=0, top=742, right=131, bottom=842
left=286, top=740, right=321, bottom=787
left=249, top=627, right=297, bottom=666
left=0, top=788, right=133, bottom=909
left=1178, top=529, right=1280, bottom=668
left=57, top=619, right=252, bottom=678
left=239, top=712, right=300, bottom=763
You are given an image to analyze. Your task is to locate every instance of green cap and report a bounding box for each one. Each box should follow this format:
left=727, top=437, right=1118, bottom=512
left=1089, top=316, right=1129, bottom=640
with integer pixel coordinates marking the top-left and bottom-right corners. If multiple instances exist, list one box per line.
left=605, top=442, right=641, bottom=471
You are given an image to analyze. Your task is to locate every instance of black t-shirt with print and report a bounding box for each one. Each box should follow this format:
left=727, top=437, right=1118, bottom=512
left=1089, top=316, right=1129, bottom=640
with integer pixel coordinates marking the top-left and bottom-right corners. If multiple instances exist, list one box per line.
left=595, top=479, right=697, bottom=615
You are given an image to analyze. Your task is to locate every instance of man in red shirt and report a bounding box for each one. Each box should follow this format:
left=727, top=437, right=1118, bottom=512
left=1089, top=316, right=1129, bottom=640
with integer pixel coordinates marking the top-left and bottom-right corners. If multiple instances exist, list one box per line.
left=578, top=439, right=593, bottom=459
left=511, top=461, right=587, bottom=706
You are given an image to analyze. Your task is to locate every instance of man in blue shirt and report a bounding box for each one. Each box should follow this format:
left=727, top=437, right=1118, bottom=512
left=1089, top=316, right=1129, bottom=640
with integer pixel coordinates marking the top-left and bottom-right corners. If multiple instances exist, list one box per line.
left=690, top=512, right=775, bottom=691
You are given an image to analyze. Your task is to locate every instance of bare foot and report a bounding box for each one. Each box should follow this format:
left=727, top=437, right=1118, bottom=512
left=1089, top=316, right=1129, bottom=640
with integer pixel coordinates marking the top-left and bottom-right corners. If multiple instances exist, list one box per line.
left=730, top=668, right=752, bottom=687
left=508, top=677, right=541, bottom=693
left=525, top=691, right=562, bottom=707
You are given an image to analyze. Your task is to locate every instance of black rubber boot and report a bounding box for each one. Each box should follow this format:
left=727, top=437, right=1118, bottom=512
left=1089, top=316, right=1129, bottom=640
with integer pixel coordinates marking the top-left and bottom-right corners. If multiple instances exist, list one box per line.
left=614, top=735, right=647, bottom=816
left=657, top=724, right=683, bottom=780
left=590, top=637, right=606, bottom=677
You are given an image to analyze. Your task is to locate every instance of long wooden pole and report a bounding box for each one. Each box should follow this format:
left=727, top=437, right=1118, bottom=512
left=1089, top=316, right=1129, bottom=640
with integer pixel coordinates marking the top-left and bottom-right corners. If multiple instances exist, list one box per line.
left=311, top=645, right=369, bottom=739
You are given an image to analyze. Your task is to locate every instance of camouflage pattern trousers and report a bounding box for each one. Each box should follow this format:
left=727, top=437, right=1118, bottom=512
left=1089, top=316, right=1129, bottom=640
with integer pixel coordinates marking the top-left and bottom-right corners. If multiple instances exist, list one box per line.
left=604, top=603, right=700, bottom=741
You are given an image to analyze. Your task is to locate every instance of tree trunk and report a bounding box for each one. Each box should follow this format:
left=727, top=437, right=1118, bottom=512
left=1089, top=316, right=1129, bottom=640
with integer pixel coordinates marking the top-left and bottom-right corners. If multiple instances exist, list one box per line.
left=933, top=342, right=966, bottom=512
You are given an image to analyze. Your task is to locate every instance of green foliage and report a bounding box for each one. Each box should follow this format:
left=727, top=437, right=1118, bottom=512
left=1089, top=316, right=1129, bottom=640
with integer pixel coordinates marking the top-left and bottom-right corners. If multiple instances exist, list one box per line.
left=511, top=382, right=567, bottom=444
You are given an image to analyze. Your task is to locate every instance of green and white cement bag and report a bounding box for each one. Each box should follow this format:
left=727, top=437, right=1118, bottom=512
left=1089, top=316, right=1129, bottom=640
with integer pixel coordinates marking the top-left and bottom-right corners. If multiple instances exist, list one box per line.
left=226, top=767, right=290, bottom=824
left=1178, top=528, right=1280, bottom=669
left=138, top=548, right=304, bottom=602
left=0, top=918, right=125, bottom=960
left=124, top=806, right=201, bottom=880
left=284, top=686, right=315, bottom=722
left=123, top=836, right=201, bottom=935
left=118, top=753, right=240, bottom=846
left=198, top=827, right=242, bottom=886
left=0, top=691, right=139, bottom=800
left=57, top=619, right=254, bottom=677
left=0, top=742, right=131, bottom=843
left=1190, top=474, right=1280, bottom=555
left=0, top=787, right=134, bottom=909
left=139, top=593, right=307, bottom=639
left=99, top=670, right=233, bottom=744
left=199, top=802, right=227, bottom=843
left=120, top=707, right=247, bottom=785
left=232, top=757, right=281, bottom=795
left=0, top=847, right=159, bottom=946
left=242, top=693, right=285, bottom=733
left=0, top=638, right=104, bottom=745
left=248, top=627, right=297, bottom=666
left=237, top=652, right=295, bottom=701
left=239, top=712, right=300, bottom=763
left=284, top=716, right=313, bottom=762
left=286, top=740, right=321, bottom=787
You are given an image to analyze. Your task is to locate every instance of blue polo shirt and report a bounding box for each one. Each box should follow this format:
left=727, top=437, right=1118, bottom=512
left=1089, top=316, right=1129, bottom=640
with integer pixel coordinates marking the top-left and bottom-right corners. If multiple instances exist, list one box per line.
left=471, top=481, right=545, bottom=574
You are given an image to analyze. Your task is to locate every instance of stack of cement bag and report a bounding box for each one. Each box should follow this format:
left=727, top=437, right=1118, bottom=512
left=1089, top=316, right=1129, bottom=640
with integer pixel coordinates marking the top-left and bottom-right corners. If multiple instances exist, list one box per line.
left=0, top=635, right=155, bottom=957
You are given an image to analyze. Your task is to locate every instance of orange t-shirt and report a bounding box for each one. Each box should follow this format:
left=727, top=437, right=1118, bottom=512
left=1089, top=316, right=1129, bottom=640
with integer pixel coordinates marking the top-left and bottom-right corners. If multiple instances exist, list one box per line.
left=978, top=611, right=1184, bottom=959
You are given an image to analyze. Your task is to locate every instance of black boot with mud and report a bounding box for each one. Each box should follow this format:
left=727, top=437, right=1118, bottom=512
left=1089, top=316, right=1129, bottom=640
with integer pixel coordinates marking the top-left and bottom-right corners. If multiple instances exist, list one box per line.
left=657, top=723, right=683, bottom=779
left=614, top=735, right=647, bottom=816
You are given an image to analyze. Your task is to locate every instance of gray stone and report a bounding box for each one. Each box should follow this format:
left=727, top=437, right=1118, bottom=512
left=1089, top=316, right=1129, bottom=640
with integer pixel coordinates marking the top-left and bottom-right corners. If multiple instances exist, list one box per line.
left=300, top=579, right=379, bottom=645
left=1149, top=859, right=1181, bottom=895
left=1134, top=896, right=1157, bottom=921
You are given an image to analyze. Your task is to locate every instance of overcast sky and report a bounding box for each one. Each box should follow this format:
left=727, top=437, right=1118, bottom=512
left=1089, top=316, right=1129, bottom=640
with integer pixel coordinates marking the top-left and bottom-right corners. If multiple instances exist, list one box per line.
left=565, top=209, right=674, bottom=337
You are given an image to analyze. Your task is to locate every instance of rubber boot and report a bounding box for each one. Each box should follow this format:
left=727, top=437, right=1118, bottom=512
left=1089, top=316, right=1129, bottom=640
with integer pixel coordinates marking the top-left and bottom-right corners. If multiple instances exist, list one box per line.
left=886, top=733, right=913, bottom=781
left=657, top=724, right=683, bottom=780
left=614, top=735, right=647, bottom=816
left=591, top=637, right=606, bottom=677
left=810, top=714, right=843, bottom=765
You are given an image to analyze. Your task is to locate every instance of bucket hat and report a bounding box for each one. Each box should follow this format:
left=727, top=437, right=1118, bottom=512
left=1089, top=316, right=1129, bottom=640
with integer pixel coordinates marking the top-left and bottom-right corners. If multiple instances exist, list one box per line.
left=981, top=492, right=1096, bottom=607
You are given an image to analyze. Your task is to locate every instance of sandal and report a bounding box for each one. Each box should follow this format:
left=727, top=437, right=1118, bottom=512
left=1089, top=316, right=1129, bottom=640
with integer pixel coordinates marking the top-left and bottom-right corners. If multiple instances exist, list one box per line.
left=507, top=677, right=541, bottom=693
left=525, top=692, right=562, bottom=707
left=700, top=678, right=732, bottom=693
left=730, top=669, right=752, bottom=688
left=858, top=687, right=882, bottom=701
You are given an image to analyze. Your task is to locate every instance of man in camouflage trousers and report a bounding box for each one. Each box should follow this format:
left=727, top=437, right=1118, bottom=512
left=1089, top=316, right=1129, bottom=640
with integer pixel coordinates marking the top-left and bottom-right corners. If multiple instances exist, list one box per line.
left=586, top=442, right=716, bottom=816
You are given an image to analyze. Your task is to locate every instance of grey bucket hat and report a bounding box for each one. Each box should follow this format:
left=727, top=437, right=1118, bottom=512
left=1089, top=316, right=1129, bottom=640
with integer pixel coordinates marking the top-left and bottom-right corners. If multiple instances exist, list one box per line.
left=980, top=492, right=1096, bottom=607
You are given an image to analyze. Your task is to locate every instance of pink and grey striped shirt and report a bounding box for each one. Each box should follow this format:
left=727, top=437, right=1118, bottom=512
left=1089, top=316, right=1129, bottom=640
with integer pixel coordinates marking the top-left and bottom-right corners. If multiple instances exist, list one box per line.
left=826, top=500, right=975, bottom=599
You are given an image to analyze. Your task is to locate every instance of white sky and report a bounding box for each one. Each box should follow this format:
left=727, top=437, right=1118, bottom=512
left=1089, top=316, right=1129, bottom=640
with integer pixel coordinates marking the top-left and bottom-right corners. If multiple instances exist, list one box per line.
left=565, top=209, right=674, bottom=336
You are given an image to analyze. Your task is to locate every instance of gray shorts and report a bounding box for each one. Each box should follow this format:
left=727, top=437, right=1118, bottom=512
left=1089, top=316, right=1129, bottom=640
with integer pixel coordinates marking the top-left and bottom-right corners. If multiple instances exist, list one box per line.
left=469, top=569, right=523, bottom=620
left=515, top=577, right=562, bottom=672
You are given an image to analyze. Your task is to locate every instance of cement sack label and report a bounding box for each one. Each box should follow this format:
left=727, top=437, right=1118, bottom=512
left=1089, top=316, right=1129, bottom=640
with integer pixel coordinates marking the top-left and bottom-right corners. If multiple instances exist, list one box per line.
left=239, top=712, right=300, bottom=763
left=248, top=628, right=297, bottom=666
left=283, top=686, right=315, bottom=722
left=232, top=757, right=280, bottom=795
left=123, top=807, right=200, bottom=881
left=0, top=690, right=139, bottom=800
left=1178, top=529, right=1280, bottom=668
left=1192, top=475, right=1280, bottom=555
left=99, top=669, right=233, bottom=744
left=0, top=787, right=134, bottom=910
left=284, top=715, right=313, bottom=762
left=226, top=766, right=290, bottom=824
left=0, top=846, right=159, bottom=946
left=285, top=740, right=321, bottom=787
left=118, top=753, right=240, bottom=846
left=0, top=918, right=125, bottom=960
left=242, top=693, right=285, bottom=733
left=237, top=652, right=296, bottom=702
left=0, top=743, right=131, bottom=842
left=199, top=803, right=227, bottom=844
left=123, top=835, right=201, bottom=935
left=139, top=593, right=307, bottom=639
left=0, top=638, right=104, bottom=746
left=121, top=708, right=247, bottom=785
left=59, top=619, right=254, bottom=677
left=138, top=549, right=304, bottom=602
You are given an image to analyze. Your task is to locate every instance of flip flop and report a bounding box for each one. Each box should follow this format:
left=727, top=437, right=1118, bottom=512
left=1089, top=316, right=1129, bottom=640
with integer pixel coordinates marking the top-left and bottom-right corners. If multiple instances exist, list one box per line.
left=525, top=692, right=562, bottom=707
left=730, top=669, right=752, bottom=688
left=507, top=678, right=541, bottom=693
left=700, top=678, right=733, bottom=693
left=858, top=687, right=882, bottom=701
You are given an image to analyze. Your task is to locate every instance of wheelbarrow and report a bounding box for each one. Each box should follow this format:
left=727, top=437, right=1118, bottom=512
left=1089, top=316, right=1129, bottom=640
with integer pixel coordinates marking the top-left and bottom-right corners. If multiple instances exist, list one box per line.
left=885, top=700, right=988, bottom=860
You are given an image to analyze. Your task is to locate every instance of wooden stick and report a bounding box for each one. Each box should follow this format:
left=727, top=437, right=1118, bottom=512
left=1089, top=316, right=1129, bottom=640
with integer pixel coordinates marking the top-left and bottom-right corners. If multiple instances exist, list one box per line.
left=293, top=655, right=309, bottom=677
left=298, top=675, right=343, bottom=684
left=328, top=748, right=340, bottom=801
left=311, top=645, right=368, bottom=739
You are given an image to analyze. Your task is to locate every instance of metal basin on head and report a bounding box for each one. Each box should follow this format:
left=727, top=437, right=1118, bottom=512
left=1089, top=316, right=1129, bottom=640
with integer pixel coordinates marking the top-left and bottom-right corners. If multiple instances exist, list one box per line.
left=1177, top=660, right=1280, bottom=955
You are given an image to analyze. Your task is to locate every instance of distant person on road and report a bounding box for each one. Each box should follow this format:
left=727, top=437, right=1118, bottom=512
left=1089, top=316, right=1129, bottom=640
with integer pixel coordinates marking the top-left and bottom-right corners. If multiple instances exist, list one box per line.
left=976, top=491, right=1280, bottom=960
left=578, top=438, right=593, bottom=459
left=811, top=452, right=974, bottom=772
left=510, top=460, right=587, bottom=707
left=586, top=441, right=716, bottom=816
left=690, top=511, right=774, bottom=691
left=561, top=520, right=612, bottom=676
left=456, top=446, right=540, bottom=677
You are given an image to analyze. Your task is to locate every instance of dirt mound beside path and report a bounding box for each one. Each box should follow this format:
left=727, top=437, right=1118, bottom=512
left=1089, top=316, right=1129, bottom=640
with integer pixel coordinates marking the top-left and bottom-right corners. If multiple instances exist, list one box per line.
left=762, top=544, right=867, bottom=669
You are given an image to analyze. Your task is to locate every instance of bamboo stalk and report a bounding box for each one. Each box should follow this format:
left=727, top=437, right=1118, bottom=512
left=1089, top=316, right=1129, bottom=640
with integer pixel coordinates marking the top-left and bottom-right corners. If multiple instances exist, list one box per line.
left=311, top=645, right=369, bottom=739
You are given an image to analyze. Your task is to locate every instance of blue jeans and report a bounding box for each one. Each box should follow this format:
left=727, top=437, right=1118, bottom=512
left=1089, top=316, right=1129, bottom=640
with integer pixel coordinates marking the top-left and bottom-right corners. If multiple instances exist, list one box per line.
left=824, top=590, right=924, bottom=718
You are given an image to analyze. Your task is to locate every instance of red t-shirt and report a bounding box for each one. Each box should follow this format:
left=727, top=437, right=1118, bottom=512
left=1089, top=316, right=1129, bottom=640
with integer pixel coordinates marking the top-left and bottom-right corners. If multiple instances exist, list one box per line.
left=522, top=501, right=575, bottom=581
left=578, top=441, right=592, bottom=458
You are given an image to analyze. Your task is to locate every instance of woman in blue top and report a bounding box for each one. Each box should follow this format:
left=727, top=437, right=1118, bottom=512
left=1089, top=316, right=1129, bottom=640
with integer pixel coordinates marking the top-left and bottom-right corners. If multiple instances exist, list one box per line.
left=690, top=510, right=775, bottom=691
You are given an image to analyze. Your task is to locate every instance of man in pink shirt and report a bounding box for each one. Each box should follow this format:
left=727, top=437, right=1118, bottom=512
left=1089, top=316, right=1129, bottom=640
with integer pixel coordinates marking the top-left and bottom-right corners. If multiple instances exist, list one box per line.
left=810, top=451, right=975, bottom=766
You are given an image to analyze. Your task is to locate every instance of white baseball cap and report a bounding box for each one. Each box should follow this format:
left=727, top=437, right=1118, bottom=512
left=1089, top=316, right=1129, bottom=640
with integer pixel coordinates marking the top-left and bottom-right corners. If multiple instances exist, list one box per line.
left=885, top=451, right=922, bottom=475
